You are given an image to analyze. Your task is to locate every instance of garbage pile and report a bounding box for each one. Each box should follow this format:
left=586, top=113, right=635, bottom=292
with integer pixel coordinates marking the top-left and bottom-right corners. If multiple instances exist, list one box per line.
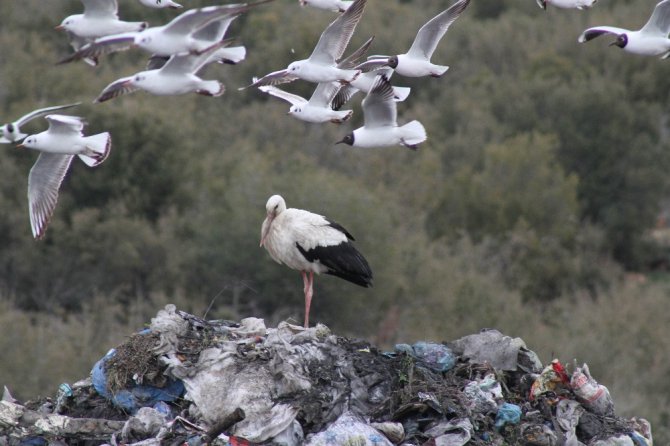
left=0, top=304, right=654, bottom=446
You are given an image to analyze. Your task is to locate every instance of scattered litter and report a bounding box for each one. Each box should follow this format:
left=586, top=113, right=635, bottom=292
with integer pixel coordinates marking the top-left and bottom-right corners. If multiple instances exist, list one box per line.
left=305, top=411, right=393, bottom=446
left=494, top=402, right=522, bottom=431
left=394, top=341, right=457, bottom=372
left=0, top=305, right=655, bottom=446
left=571, top=363, right=614, bottom=416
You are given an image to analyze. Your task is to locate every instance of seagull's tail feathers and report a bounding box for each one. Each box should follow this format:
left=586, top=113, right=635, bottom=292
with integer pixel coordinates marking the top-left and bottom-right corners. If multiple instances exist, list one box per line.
left=197, top=80, right=225, bottom=97
left=392, top=86, right=411, bottom=102
left=213, top=45, right=246, bottom=64
left=79, top=132, right=111, bottom=167
left=430, top=65, right=450, bottom=78
left=400, top=120, right=427, bottom=148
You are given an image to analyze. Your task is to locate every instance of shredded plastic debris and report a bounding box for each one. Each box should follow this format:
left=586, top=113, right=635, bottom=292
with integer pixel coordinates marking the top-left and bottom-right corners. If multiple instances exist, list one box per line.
left=0, top=306, right=655, bottom=446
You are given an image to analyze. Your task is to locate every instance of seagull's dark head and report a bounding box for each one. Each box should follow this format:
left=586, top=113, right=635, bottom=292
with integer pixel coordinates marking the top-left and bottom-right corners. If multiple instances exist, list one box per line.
left=610, top=34, right=628, bottom=49
left=336, top=133, right=354, bottom=146
left=387, top=56, right=399, bottom=69
left=6, top=123, right=14, bottom=133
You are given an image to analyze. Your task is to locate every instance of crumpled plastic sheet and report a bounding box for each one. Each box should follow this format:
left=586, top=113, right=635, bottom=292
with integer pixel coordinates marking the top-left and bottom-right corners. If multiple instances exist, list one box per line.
left=422, top=418, right=473, bottom=446
left=121, top=407, right=167, bottom=443
left=555, top=399, right=586, bottom=446
left=463, top=374, right=502, bottom=414
left=91, top=348, right=185, bottom=414
left=305, top=411, right=393, bottom=446
left=394, top=341, right=457, bottom=372
left=447, top=329, right=542, bottom=372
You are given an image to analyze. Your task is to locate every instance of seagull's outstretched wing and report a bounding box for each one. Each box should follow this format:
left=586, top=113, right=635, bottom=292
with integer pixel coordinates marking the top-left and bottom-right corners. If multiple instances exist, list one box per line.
left=95, top=76, right=140, bottom=103
left=258, top=84, right=308, bottom=107
left=362, top=75, right=396, bottom=129
left=309, top=0, right=366, bottom=64
left=406, top=0, right=470, bottom=60
left=45, top=115, right=86, bottom=134
left=241, top=69, right=298, bottom=89
left=307, top=82, right=342, bottom=108
left=337, top=36, right=374, bottom=68
left=28, top=153, right=74, bottom=240
left=578, top=26, right=629, bottom=43
left=15, top=103, right=81, bottom=128
left=58, top=32, right=137, bottom=64
left=641, top=0, right=670, bottom=36
left=163, top=2, right=269, bottom=36
left=82, top=0, right=119, bottom=19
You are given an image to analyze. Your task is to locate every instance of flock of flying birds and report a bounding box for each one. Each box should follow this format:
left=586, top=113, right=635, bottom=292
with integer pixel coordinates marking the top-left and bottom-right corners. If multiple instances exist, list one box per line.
left=4, top=0, right=670, bottom=326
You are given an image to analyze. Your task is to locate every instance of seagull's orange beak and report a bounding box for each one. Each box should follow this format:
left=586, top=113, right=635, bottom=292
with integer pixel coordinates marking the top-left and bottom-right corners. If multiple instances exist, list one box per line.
left=16, top=143, right=25, bottom=149
left=54, top=25, right=65, bottom=31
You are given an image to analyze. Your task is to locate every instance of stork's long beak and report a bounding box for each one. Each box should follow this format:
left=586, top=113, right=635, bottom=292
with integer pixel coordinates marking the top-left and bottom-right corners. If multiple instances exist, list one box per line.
left=260, top=213, right=274, bottom=247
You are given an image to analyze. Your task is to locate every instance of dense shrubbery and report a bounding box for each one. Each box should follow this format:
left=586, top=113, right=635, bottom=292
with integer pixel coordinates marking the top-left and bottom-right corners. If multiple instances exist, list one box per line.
left=0, top=0, right=669, bottom=441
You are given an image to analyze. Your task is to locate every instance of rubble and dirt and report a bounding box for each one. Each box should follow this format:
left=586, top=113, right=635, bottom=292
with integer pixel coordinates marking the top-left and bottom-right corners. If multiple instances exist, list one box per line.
left=0, top=305, right=654, bottom=446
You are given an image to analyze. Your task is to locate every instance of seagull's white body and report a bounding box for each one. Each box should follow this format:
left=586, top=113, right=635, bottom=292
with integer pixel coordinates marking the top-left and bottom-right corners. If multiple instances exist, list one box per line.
left=337, top=75, right=426, bottom=150
left=578, top=0, right=670, bottom=58
left=258, top=82, right=352, bottom=123
left=260, top=195, right=372, bottom=327
left=57, top=0, right=147, bottom=39
left=299, top=0, right=353, bottom=13
left=137, top=0, right=183, bottom=9
left=0, top=103, right=80, bottom=143
left=537, top=0, right=596, bottom=10
left=246, top=0, right=366, bottom=88
left=377, top=0, right=470, bottom=78
left=19, top=115, right=111, bottom=239
left=95, top=42, right=226, bottom=102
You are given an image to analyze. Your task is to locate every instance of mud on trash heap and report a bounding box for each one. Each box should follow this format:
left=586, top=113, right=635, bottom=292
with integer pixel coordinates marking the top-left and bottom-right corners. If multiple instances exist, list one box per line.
left=0, top=304, right=654, bottom=445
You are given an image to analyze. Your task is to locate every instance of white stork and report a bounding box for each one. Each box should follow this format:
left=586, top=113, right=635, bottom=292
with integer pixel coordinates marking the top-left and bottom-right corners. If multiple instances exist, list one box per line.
left=260, top=195, right=373, bottom=327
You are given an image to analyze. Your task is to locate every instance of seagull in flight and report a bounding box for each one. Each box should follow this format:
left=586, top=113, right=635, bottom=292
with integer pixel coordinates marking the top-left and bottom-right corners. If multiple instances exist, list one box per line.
left=578, top=0, right=670, bottom=58
left=336, top=75, right=426, bottom=150
left=59, top=2, right=269, bottom=64
left=56, top=0, right=147, bottom=65
left=244, top=0, right=367, bottom=88
left=0, top=103, right=81, bottom=143
left=18, top=115, right=111, bottom=239
left=364, top=0, right=470, bottom=78
left=258, top=82, right=352, bottom=124
left=95, top=41, right=228, bottom=102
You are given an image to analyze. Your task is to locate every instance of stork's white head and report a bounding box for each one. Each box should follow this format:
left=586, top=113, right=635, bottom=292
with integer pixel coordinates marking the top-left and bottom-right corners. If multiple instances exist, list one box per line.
left=266, top=194, right=286, bottom=216
left=261, top=195, right=286, bottom=247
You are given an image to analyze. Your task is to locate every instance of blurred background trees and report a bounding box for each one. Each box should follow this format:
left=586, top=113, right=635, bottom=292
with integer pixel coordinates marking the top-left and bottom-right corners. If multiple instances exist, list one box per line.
left=0, top=0, right=669, bottom=441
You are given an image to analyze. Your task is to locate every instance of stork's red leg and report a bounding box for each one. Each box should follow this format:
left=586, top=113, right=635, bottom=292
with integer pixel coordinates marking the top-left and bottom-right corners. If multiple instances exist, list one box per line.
left=304, top=271, right=314, bottom=328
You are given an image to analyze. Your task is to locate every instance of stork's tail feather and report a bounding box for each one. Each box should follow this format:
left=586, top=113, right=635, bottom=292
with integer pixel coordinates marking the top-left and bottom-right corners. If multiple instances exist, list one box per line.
left=78, top=132, right=111, bottom=167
